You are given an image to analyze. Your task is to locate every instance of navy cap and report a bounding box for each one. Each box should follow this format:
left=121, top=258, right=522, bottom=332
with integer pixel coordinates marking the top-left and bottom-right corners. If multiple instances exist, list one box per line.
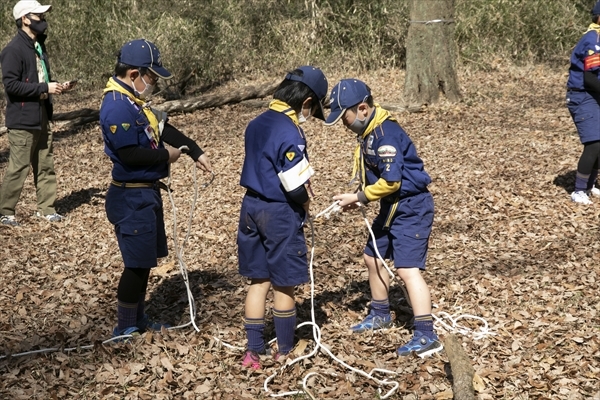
left=593, top=1, right=600, bottom=14
left=325, top=79, right=371, bottom=125
left=285, top=66, right=328, bottom=121
left=119, top=39, right=172, bottom=79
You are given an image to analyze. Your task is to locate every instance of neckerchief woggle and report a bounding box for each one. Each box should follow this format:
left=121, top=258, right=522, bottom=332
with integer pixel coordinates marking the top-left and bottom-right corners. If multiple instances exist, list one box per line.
left=102, top=77, right=161, bottom=147
left=353, top=104, right=396, bottom=190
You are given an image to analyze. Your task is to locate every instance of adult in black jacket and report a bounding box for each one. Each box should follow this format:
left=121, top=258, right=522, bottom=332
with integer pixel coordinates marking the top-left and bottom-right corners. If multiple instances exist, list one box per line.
left=0, top=0, right=75, bottom=226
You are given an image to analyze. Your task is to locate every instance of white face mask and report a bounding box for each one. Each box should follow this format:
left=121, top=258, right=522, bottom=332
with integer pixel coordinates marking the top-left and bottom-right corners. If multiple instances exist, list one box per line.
left=297, top=106, right=311, bottom=125
left=132, top=74, right=155, bottom=100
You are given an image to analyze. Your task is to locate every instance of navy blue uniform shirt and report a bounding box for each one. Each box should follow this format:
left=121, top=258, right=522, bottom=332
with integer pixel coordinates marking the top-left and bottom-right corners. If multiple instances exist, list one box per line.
left=100, top=78, right=168, bottom=182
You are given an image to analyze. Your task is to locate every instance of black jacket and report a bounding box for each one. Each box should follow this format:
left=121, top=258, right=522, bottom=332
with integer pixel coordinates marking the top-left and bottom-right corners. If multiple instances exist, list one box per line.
left=0, top=29, right=53, bottom=129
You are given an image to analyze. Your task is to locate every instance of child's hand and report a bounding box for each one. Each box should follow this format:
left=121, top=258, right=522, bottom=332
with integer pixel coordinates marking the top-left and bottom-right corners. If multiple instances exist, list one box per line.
left=302, top=199, right=311, bottom=216
left=333, top=193, right=360, bottom=209
left=167, top=146, right=182, bottom=163
left=195, top=153, right=212, bottom=173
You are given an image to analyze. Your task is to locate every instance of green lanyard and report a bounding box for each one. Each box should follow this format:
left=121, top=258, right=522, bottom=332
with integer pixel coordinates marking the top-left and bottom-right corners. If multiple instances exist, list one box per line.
left=34, top=42, right=49, bottom=83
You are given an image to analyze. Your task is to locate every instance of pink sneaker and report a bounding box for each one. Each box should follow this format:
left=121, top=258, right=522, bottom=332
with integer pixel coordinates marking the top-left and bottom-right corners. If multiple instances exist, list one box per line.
left=241, top=350, right=261, bottom=370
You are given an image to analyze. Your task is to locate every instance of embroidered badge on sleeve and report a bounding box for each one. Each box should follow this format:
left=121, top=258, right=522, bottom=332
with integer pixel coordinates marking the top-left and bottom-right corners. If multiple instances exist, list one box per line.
left=286, top=151, right=296, bottom=161
left=109, top=125, right=117, bottom=134
left=377, top=145, right=397, bottom=157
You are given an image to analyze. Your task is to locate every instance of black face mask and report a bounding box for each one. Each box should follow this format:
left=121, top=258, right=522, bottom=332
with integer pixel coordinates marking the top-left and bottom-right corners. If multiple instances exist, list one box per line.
left=28, top=19, right=48, bottom=35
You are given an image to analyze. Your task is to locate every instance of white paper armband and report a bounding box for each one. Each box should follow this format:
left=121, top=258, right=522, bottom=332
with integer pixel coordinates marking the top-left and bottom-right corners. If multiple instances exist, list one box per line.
left=278, top=156, right=314, bottom=192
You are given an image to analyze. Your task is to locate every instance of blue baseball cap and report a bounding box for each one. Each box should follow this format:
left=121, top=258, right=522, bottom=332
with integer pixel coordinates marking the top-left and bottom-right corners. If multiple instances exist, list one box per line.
left=593, top=1, right=600, bottom=14
left=285, top=66, right=328, bottom=120
left=119, top=39, right=172, bottom=79
left=325, top=79, right=371, bottom=125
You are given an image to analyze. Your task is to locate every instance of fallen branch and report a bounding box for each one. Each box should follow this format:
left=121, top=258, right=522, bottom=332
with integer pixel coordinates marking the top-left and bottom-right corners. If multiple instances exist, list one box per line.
left=0, top=80, right=423, bottom=135
left=45, top=79, right=281, bottom=128
left=444, top=334, right=475, bottom=400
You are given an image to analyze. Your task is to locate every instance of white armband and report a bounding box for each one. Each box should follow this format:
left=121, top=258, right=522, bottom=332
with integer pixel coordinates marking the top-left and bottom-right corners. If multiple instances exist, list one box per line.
left=278, top=156, right=314, bottom=192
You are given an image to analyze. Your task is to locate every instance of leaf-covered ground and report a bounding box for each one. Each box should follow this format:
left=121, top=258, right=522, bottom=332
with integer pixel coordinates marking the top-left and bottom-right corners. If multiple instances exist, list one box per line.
left=1, top=66, right=599, bottom=399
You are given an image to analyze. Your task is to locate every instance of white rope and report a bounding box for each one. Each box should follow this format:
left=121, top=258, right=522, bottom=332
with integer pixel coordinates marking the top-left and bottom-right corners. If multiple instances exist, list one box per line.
left=0, top=156, right=211, bottom=359
left=315, top=200, right=496, bottom=343
left=432, top=311, right=496, bottom=341
left=165, top=160, right=201, bottom=332
left=409, top=19, right=455, bottom=24
left=262, top=210, right=402, bottom=399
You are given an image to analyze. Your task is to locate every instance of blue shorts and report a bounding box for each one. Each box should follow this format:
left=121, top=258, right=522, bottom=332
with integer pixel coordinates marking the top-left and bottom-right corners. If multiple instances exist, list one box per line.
left=364, top=191, right=434, bottom=270
left=567, top=90, right=600, bottom=144
left=105, top=185, right=168, bottom=268
left=237, top=194, right=308, bottom=286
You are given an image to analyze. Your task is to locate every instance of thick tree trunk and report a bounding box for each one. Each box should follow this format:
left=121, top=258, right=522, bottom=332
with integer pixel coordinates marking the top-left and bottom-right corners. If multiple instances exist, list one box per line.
left=444, top=334, right=476, bottom=400
left=404, top=0, right=461, bottom=107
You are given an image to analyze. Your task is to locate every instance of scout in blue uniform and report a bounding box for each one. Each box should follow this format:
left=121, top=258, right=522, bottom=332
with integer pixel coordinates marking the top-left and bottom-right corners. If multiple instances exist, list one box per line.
left=566, top=1, right=600, bottom=204
left=325, top=79, right=443, bottom=358
left=99, top=39, right=212, bottom=338
left=237, top=66, right=328, bottom=369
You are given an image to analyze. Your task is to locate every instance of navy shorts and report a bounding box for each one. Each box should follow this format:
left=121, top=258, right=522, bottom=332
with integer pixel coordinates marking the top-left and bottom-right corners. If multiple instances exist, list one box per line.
left=364, top=191, right=434, bottom=270
left=237, top=194, right=308, bottom=286
left=105, top=185, right=168, bottom=268
left=567, top=90, right=600, bottom=144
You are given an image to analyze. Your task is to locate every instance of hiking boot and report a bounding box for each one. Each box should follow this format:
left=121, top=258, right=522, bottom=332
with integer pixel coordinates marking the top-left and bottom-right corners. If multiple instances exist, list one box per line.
left=0, top=215, right=19, bottom=226
left=396, top=331, right=443, bottom=358
left=241, top=349, right=261, bottom=370
left=36, top=212, right=64, bottom=222
left=350, top=310, right=392, bottom=333
left=111, top=326, right=141, bottom=343
left=137, top=315, right=170, bottom=332
left=571, top=191, right=592, bottom=205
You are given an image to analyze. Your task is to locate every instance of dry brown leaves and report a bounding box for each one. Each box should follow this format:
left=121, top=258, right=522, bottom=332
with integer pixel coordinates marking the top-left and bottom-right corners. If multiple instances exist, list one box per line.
left=1, top=65, right=599, bottom=399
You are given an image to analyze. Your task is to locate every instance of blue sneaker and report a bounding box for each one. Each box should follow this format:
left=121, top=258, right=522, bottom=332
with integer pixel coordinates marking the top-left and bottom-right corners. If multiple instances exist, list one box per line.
left=111, top=326, right=141, bottom=343
left=350, top=310, right=393, bottom=333
left=137, top=315, right=171, bottom=332
left=396, top=331, right=443, bottom=358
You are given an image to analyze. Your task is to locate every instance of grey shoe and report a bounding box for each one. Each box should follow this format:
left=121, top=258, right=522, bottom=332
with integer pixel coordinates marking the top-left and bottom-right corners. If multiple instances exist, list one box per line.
left=36, top=212, right=64, bottom=222
left=0, top=215, right=19, bottom=226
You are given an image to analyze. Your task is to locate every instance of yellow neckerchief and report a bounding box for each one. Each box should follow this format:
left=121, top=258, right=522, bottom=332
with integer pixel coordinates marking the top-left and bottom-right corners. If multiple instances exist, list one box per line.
left=352, top=104, right=395, bottom=189
left=269, top=99, right=300, bottom=126
left=102, top=77, right=160, bottom=145
left=585, top=23, right=600, bottom=33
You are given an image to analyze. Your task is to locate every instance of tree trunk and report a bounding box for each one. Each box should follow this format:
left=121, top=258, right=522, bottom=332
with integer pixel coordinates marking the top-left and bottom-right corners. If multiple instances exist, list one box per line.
left=404, top=0, right=461, bottom=107
left=444, top=334, right=476, bottom=400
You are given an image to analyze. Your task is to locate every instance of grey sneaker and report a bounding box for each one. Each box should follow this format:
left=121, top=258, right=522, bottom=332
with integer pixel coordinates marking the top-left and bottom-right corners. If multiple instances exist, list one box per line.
left=0, top=215, right=19, bottom=226
left=36, top=212, right=64, bottom=222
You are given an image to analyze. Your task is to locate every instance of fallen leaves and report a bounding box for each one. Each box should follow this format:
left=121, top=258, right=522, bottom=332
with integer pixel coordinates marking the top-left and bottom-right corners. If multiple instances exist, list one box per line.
left=0, top=65, right=599, bottom=399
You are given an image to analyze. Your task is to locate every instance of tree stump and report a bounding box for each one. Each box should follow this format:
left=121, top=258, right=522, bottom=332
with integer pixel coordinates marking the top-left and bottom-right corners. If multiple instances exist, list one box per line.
left=444, top=334, right=475, bottom=400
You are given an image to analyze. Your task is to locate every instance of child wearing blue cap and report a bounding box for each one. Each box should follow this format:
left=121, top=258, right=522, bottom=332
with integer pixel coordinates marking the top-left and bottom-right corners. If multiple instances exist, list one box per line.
left=566, top=0, right=600, bottom=204
left=325, top=79, right=442, bottom=358
left=100, top=39, right=212, bottom=339
left=237, top=66, right=328, bottom=369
